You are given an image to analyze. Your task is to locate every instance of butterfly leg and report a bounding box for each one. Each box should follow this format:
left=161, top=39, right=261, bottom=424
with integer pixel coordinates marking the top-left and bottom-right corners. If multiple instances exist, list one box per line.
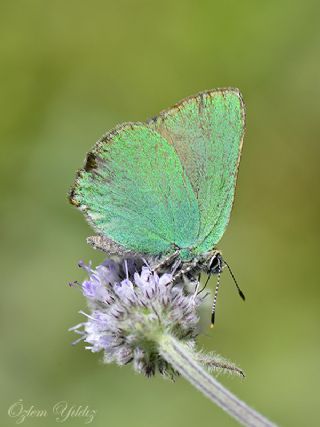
left=171, top=258, right=182, bottom=275
left=193, top=273, right=201, bottom=294
left=172, top=259, right=199, bottom=283
left=152, top=250, right=180, bottom=274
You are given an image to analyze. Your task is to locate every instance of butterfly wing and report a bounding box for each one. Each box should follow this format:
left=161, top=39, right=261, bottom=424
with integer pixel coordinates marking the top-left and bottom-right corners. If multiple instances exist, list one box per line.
left=149, top=88, right=245, bottom=255
left=69, top=123, right=200, bottom=255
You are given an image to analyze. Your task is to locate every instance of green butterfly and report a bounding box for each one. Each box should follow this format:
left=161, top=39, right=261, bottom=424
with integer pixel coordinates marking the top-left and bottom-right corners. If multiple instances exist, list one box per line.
left=69, top=88, right=245, bottom=307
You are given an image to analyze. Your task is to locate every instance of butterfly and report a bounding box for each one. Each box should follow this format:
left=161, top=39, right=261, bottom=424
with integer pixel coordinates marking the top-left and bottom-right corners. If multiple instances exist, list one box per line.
left=69, top=88, right=246, bottom=323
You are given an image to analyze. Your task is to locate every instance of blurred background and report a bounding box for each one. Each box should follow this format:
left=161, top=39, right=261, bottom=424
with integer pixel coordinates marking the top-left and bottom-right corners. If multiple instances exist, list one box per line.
left=1, top=1, right=319, bottom=426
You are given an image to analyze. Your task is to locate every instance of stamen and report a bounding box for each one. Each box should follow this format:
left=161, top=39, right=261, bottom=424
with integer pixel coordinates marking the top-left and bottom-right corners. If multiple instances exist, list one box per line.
left=79, top=310, right=96, bottom=320
left=68, top=322, right=86, bottom=331
left=71, top=336, right=85, bottom=346
left=124, top=259, right=129, bottom=280
left=142, top=257, right=151, bottom=269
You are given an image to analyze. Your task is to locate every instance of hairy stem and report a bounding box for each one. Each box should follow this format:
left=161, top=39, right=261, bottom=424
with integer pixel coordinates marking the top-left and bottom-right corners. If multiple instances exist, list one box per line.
left=158, top=334, right=277, bottom=427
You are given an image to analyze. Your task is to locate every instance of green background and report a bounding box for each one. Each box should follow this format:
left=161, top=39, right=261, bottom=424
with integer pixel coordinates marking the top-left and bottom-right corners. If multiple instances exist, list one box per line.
left=1, top=1, right=319, bottom=426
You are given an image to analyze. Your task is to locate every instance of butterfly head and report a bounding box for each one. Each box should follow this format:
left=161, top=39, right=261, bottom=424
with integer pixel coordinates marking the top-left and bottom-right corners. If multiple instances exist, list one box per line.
left=207, top=251, right=223, bottom=275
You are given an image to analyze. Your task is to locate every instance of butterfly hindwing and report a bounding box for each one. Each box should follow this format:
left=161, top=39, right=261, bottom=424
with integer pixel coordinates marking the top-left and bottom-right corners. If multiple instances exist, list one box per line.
left=70, top=123, right=200, bottom=255
left=149, top=88, right=245, bottom=255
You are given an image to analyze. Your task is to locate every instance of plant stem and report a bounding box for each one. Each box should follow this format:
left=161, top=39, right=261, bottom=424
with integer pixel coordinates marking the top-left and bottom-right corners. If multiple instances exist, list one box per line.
left=158, top=334, right=277, bottom=427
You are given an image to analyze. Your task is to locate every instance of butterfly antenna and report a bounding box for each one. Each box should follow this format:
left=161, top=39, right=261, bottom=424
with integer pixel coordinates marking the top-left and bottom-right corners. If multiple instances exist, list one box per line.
left=223, top=259, right=245, bottom=301
left=197, top=274, right=211, bottom=295
left=210, top=271, right=221, bottom=327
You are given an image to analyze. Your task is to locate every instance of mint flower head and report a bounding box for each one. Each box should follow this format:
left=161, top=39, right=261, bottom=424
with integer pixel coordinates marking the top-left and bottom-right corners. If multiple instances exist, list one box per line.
left=71, top=258, right=202, bottom=377
left=70, top=258, right=277, bottom=427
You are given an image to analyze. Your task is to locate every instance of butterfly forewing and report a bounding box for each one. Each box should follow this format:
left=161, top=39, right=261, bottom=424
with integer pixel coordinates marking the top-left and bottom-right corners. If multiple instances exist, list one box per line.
left=149, top=88, right=245, bottom=254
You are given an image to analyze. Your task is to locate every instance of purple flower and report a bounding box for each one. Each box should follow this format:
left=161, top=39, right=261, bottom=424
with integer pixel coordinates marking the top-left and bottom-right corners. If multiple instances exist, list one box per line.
left=70, top=258, right=204, bottom=377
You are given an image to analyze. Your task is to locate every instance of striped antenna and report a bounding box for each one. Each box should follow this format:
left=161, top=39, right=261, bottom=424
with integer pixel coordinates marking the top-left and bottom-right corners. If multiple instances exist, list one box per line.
left=210, top=271, right=221, bottom=327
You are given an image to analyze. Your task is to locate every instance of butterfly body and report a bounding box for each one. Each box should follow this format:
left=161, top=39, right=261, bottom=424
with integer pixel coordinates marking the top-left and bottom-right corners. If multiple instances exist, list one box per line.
left=166, top=249, right=224, bottom=283
left=70, top=88, right=245, bottom=269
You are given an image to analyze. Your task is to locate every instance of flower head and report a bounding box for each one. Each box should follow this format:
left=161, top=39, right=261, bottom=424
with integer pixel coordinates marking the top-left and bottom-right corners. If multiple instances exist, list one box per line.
left=71, top=258, right=203, bottom=377
left=70, top=257, right=244, bottom=380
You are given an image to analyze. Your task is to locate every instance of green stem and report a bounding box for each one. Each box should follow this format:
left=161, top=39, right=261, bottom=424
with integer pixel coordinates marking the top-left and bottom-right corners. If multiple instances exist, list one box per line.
left=158, top=334, right=277, bottom=427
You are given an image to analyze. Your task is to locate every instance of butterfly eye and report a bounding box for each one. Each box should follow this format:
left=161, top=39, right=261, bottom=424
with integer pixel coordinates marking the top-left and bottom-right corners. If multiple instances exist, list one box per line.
left=208, top=253, right=223, bottom=275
